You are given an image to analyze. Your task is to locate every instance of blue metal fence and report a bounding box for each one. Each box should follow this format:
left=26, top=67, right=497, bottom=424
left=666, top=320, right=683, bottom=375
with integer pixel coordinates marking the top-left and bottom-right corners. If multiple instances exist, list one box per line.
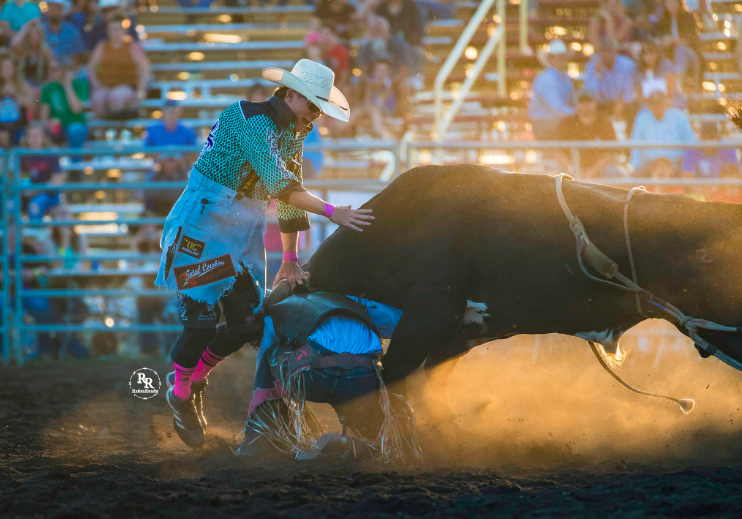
left=3, top=140, right=741, bottom=365
left=1, top=145, right=393, bottom=365
left=1, top=153, right=9, bottom=365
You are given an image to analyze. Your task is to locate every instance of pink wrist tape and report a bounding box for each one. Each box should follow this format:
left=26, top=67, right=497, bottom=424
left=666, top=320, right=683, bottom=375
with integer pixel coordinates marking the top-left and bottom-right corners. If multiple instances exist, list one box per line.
left=283, top=251, right=298, bottom=262
left=324, top=203, right=335, bottom=217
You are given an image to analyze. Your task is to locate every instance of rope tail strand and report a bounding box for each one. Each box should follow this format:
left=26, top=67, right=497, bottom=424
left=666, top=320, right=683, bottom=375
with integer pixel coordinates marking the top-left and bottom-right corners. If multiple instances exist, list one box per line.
left=587, top=340, right=695, bottom=414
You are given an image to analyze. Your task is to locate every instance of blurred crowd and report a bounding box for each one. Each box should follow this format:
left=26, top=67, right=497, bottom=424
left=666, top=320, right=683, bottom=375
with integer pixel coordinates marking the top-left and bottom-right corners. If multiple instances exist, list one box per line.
left=304, top=0, right=449, bottom=138
left=0, top=0, right=149, bottom=150
left=529, top=0, right=741, bottom=184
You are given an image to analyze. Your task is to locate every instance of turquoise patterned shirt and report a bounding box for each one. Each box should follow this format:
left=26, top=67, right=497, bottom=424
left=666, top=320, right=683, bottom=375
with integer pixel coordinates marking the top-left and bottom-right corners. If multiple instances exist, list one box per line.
left=194, top=96, right=311, bottom=233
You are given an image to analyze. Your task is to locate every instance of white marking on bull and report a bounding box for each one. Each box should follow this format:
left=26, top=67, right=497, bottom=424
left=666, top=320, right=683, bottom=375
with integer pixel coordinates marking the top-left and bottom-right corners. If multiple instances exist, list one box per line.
left=463, top=301, right=489, bottom=325
left=696, top=249, right=713, bottom=263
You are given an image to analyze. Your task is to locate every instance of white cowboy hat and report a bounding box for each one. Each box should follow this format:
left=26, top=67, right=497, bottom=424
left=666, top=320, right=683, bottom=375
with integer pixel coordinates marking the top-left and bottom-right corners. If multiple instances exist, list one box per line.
left=536, top=39, right=574, bottom=67
left=262, top=59, right=350, bottom=122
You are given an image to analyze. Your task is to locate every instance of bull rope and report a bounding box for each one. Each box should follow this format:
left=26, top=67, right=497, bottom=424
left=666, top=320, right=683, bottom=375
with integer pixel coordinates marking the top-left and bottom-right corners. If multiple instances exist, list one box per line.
left=555, top=174, right=742, bottom=411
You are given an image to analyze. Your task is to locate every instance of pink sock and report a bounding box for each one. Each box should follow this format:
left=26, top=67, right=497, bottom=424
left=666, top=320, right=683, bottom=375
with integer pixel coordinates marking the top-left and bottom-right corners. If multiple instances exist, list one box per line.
left=173, top=362, right=196, bottom=400
left=191, top=346, right=226, bottom=383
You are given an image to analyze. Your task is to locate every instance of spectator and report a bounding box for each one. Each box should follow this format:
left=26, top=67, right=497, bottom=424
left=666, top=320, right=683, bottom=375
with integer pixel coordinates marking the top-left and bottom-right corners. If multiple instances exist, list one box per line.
left=67, top=0, right=100, bottom=51
left=144, top=100, right=196, bottom=147
left=630, top=90, right=696, bottom=176
left=141, top=152, right=188, bottom=216
left=656, top=0, right=701, bottom=86
left=88, top=15, right=149, bottom=119
left=319, top=25, right=351, bottom=91
left=375, top=0, right=425, bottom=49
left=703, top=158, right=742, bottom=203
left=303, top=30, right=325, bottom=63
left=246, top=83, right=270, bottom=103
left=40, top=61, right=89, bottom=148
left=177, top=0, right=211, bottom=8
left=42, top=0, right=87, bottom=66
left=635, top=40, right=678, bottom=103
left=356, top=15, right=413, bottom=79
left=85, top=0, right=139, bottom=52
left=21, top=122, right=64, bottom=220
left=0, top=0, right=40, bottom=33
left=0, top=53, right=34, bottom=145
left=20, top=229, right=57, bottom=358
left=683, top=122, right=740, bottom=179
left=0, top=20, right=11, bottom=48
left=589, top=0, right=633, bottom=50
left=555, top=88, right=619, bottom=178
left=10, top=19, right=53, bottom=88
left=417, top=0, right=455, bottom=22
left=21, top=224, right=88, bottom=360
left=583, top=37, right=636, bottom=120
left=303, top=125, right=325, bottom=178
left=657, top=0, right=701, bottom=52
left=529, top=40, right=575, bottom=141
left=129, top=222, right=169, bottom=356
left=349, top=58, right=397, bottom=138
left=312, top=0, right=356, bottom=41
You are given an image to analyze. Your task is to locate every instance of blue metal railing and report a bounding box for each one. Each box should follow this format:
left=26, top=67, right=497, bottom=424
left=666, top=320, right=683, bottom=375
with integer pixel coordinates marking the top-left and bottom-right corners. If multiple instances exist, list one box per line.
left=1, top=153, right=9, bottom=365
left=2, top=145, right=396, bottom=365
left=3, top=140, right=741, bottom=365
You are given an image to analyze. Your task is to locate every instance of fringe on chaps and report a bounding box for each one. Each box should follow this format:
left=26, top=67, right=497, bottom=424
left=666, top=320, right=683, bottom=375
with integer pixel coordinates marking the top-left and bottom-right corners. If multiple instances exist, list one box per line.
left=244, top=362, right=422, bottom=463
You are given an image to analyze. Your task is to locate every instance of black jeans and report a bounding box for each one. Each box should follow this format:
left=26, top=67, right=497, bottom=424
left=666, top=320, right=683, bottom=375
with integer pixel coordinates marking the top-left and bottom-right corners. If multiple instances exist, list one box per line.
left=170, top=273, right=263, bottom=368
left=296, top=348, right=383, bottom=438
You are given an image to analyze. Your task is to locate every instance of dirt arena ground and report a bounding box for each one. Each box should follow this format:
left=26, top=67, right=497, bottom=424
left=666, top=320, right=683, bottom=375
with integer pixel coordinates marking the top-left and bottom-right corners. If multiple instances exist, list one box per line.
left=3, top=326, right=742, bottom=518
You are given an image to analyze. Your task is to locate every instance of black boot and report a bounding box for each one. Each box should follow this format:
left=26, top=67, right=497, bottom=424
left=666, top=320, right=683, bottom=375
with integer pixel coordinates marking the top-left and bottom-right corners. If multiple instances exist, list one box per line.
left=166, top=387, right=205, bottom=449
left=167, top=372, right=208, bottom=427
left=236, top=428, right=274, bottom=457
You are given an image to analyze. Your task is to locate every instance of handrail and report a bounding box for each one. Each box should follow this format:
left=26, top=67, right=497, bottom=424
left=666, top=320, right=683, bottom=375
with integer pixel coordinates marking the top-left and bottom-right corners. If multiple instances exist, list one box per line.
left=520, top=0, right=529, bottom=53
left=433, top=0, right=499, bottom=141
left=435, top=23, right=505, bottom=141
left=409, top=140, right=742, bottom=150
left=432, top=0, right=529, bottom=141
left=407, top=140, right=742, bottom=178
left=433, top=0, right=532, bottom=141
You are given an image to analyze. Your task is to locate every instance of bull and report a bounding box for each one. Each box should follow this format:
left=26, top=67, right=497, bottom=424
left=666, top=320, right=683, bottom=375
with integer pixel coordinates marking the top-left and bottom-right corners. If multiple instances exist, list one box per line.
left=304, top=165, right=742, bottom=402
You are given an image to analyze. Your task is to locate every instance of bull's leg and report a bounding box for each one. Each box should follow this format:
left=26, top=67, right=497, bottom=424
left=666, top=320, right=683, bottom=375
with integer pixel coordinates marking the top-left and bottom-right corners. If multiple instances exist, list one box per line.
left=419, top=333, right=473, bottom=426
left=382, top=288, right=467, bottom=388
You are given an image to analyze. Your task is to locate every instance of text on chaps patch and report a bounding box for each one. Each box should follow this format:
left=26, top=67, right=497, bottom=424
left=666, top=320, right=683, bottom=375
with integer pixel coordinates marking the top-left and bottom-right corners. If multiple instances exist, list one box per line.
left=174, top=254, right=237, bottom=290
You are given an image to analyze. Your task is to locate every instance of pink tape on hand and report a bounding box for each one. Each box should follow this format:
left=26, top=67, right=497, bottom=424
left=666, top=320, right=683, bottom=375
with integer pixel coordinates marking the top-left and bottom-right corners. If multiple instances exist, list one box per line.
left=283, top=251, right=298, bottom=263
left=324, top=203, right=335, bottom=218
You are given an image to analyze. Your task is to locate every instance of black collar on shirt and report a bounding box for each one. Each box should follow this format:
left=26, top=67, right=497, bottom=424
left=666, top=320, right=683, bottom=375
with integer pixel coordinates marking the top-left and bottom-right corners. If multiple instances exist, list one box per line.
left=241, top=95, right=313, bottom=136
left=268, top=95, right=297, bottom=129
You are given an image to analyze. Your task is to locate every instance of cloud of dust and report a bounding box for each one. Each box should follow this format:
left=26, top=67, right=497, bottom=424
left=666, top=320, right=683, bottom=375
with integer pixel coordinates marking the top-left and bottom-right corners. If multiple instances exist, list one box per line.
left=412, top=319, right=742, bottom=469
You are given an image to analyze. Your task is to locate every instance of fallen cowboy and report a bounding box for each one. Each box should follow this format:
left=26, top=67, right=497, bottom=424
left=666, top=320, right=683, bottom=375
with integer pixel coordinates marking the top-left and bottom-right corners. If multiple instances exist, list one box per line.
left=236, top=281, right=422, bottom=462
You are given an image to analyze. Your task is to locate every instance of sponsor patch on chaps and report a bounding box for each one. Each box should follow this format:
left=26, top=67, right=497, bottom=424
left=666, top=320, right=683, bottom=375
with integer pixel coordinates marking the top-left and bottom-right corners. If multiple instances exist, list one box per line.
left=174, top=254, right=237, bottom=290
left=179, top=235, right=205, bottom=259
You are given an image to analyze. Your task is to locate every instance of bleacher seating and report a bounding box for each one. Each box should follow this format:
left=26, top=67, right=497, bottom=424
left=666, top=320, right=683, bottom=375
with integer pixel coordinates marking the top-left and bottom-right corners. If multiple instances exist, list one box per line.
left=83, top=0, right=742, bottom=158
